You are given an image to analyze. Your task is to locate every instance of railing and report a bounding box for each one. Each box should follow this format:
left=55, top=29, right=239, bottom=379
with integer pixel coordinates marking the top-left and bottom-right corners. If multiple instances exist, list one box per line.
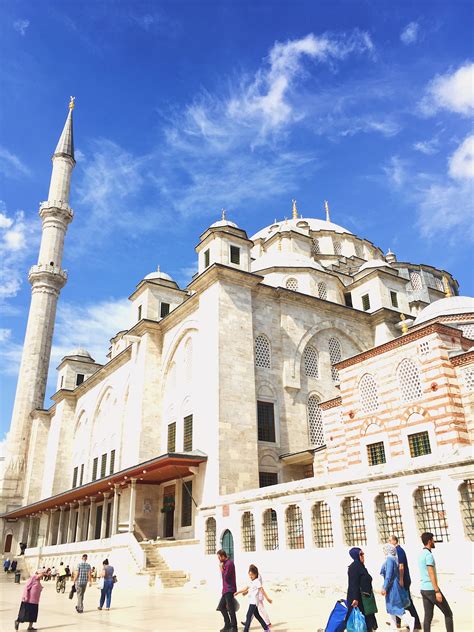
left=29, top=264, right=68, bottom=280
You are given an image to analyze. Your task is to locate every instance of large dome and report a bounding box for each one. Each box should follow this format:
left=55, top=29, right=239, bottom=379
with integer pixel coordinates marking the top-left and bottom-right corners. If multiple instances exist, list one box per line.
left=251, top=217, right=352, bottom=241
left=413, top=296, right=474, bottom=326
left=252, top=250, right=324, bottom=273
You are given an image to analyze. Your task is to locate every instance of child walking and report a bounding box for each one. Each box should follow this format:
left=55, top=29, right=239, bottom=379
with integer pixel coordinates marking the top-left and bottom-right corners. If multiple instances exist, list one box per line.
left=258, top=573, right=272, bottom=628
left=235, top=564, right=270, bottom=632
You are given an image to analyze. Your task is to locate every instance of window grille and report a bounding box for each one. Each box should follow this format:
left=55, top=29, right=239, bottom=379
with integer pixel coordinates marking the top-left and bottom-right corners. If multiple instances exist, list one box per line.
left=160, top=302, right=170, bottom=318
left=460, top=324, right=474, bottom=339
left=72, top=466, right=78, bottom=488
left=410, top=271, right=422, bottom=291
left=263, top=509, right=279, bottom=550
left=76, top=373, right=85, bottom=386
left=317, top=282, right=328, bottom=300
left=311, top=239, right=320, bottom=256
left=286, top=504, right=305, bottom=549
left=204, top=249, right=210, bottom=268
left=334, top=240, right=342, bottom=255
left=367, top=441, right=386, bottom=466
left=414, top=485, right=449, bottom=542
left=109, top=449, right=115, bottom=475
left=408, top=431, right=431, bottom=457
left=257, top=401, right=276, bottom=442
left=418, top=341, right=430, bottom=356
left=359, top=374, right=379, bottom=413
left=183, top=415, right=193, bottom=452
left=459, top=480, right=474, bottom=541
left=100, top=453, right=107, bottom=478
left=342, top=497, right=367, bottom=546
left=307, top=395, right=324, bottom=447
left=255, top=335, right=271, bottom=368
left=286, top=277, right=298, bottom=291
left=241, top=511, right=256, bottom=552
left=312, top=501, right=333, bottom=548
left=303, top=345, right=319, bottom=378
left=92, top=457, right=98, bottom=481
left=434, top=277, right=444, bottom=292
left=362, top=294, right=371, bottom=311
left=328, top=337, right=342, bottom=382
left=375, top=491, right=405, bottom=543
left=355, top=242, right=363, bottom=258
left=230, top=245, right=240, bottom=265
left=398, top=358, right=422, bottom=402
left=259, top=472, right=278, bottom=487
left=462, top=367, right=474, bottom=391
left=181, top=480, right=193, bottom=527
left=79, top=463, right=84, bottom=486
left=390, top=291, right=398, bottom=308
left=167, top=422, right=176, bottom=452
left=205, top=517, right=217, bottom=554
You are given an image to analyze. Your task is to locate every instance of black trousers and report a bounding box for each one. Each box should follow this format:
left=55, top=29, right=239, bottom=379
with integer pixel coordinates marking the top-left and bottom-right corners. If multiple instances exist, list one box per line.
left=243, top=604, right=267, bottom=632
left=420, top=590, right=453, bottom=632
left=218, top=592, right=237, bottom=628
left=396, top=588, right=421, bottom=628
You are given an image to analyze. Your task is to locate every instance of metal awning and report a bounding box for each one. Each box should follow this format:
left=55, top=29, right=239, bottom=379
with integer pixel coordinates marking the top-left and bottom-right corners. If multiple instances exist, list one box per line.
left=279, top=446, right=326, bottom=465
left=1, top=451, right=207, bottom=520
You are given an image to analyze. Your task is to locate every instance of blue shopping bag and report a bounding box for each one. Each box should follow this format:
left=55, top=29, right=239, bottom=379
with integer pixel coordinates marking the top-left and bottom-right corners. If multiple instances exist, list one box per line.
left=324, top=599, right=347, bottom=632
left=346, top=606, right=367, bottom=632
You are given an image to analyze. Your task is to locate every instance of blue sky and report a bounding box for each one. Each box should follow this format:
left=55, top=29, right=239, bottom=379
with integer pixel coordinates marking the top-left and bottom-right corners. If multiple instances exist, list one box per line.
left=0, top=0, right=473, bottom=440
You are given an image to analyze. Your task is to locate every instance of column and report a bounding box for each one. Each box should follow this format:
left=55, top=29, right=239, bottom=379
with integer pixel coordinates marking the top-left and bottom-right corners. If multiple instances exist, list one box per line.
left=275, top=504, right=287, bottom=550
left=20, top=517, right=30, bottom=549
left=300, top=500, right=314, bottom=550
left=27, top=515, right=34, bottom=547
left=44, top=510, right=52, bottom=547
left=57, top=506, right=66, bottom=545
left=397, top=482, right=419, bottom=541
left=76, top=500, right=85, bottom=541
left=128, top=479, right=137, bottom=533
left=326, top=496, right=344, bottom=548
left=360, top=489, right=379, bottom=547
left=100, top=493, right=110, bottom=539
left=253, top=506, right=263, bottom=553
left=67, top=505, right=76, bottom=543
left=438, top=475, right=466, bottom=542
left=111, top=485, right=120, bottom=536
left=48, top=509, right=58, bottom=546
left=87, top=497, right=97, bottom=540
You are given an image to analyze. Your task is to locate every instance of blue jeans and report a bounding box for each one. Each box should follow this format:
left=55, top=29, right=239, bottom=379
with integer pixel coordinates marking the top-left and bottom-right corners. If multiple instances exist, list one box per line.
left=99, top=579, right=114, bottom=609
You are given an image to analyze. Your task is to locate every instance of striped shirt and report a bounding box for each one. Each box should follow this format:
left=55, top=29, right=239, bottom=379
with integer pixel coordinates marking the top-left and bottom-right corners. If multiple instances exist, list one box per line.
left=76, top=561, right=91, bottom=585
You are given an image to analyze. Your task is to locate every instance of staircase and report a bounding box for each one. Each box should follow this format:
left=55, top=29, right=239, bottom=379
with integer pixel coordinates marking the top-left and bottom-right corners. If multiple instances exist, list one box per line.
left=140, top=542, right=189, bottom=588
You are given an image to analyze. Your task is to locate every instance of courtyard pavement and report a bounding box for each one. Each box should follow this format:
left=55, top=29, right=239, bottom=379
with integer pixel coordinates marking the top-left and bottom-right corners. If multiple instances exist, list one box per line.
left=0, top=575, right=472, bottom=631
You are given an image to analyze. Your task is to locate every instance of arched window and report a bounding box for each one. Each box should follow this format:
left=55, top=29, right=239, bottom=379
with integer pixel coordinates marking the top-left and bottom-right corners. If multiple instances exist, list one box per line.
left=459, top=480, right=474, bottom=541
left=241, top=511, right=256, bottom=552
left=286, top=277, right=298, bottom=291
left=307, top=395, right=324, bottom=447
left=303, top=345, right=319, bottom=378
left=410, top=271, right=422, bottom=291
left=311, top=238, right=320, bottom=256
left=328, top=337, right=342, bottom=382
left=341, top=497, right=367, bottom=546
left=255, top=335, right=271, bottom=369
left=3, top=533, right=12, bottom=553
left=286, top=504, right=304, bottom=549
left=317, top=282, right=327, bottom=300
left=205, top=517, right=216, bottom=555
left=312, top=501, right=333, bottom=548
left=414, top=485, right=449, bottom=542
left=375, top=492, right=405, bottom=543
left=359, top=374, right=379, bottom=413
left=333, top=240, right=342, bottom=255
left=398, top=358, right=422, bottom=402
left=263, top=509, right=279, bottom=550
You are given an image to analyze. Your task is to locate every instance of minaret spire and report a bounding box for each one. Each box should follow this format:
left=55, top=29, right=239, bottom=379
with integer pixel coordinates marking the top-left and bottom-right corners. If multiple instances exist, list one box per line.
left=0, top=100, right=76, bottom=507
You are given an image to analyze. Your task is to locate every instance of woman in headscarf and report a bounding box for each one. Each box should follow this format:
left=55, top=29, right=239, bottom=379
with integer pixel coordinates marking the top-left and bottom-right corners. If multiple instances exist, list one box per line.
left=380, top=544, right=415, bottom=632
left=14, top=569, right=44, bottom=630
left=346, top=547, right=378, bottom=631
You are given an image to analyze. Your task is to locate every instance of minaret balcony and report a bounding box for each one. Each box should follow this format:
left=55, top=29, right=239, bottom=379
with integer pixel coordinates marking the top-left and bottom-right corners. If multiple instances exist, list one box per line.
left=39, top=200, right=74, bottom=222
left=28, top=264, right=68, bottom=287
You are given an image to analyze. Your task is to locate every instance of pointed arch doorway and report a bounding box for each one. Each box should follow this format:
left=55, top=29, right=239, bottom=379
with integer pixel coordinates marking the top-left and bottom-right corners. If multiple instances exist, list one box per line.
left=221, top=529, right=234, bottom=560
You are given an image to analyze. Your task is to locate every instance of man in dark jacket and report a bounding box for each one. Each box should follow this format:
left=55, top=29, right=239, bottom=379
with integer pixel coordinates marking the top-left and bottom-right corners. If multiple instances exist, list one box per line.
left=217, top=549, right=237, bottom=632
left=390, top=535, right=422, bottom=630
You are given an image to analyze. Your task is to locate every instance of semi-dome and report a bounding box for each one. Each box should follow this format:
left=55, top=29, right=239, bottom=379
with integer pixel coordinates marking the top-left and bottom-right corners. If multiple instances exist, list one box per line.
left=251, top=217, right=352, bottom=241
left=358, top=259, right=393, bottom=273
left=252, top=250, right=324, bottom=273
left=413, top=296, right=474, bottom=326
left=65, top=348, right=93, bottom=360
left=144, top=267, right=174, bottom=282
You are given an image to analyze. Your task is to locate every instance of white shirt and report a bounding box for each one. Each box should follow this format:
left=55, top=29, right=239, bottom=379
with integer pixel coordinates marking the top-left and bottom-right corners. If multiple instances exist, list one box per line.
left=248, top=576, right=262, bottom=605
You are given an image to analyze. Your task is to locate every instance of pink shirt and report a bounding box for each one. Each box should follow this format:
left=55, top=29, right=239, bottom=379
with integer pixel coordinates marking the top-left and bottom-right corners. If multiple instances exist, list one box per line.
left=22, top=575, right=43, bottom=604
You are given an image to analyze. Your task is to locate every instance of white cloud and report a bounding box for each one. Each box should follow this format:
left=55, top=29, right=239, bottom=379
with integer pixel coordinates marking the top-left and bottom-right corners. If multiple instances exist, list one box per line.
left=13, top=19, right=30, bottom=36
left=383, top=156, right=407, bottom=188
left=421, top=63, right=474, bottom=116
left=400, top=22, right=419, bottom=45
left=417, top=178, right=474, bottom=241
left=0, top=146, right=31, bottom=178
left=413, top=139, right=439, bottom=155
left=448, top=134, right=474, bottom=180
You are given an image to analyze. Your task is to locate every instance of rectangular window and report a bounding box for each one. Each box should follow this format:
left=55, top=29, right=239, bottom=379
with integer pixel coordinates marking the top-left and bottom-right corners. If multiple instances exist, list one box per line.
left=92, top=457, right=98, bottom=481
left=72, top=466, right=78, bottom=488
left=160, top=302, right=170, bottom=318
left=408, top=431, right=431, bottom=457
left=230, top=245, right=240, bottom=265
left=76, top=373, right=85, bottom=386
left=109, top=449, right=115, bottom=475
left=167, top=422, right=176, bottom=452
left=362, top=293, right=371, bottom=311
left=344, top=292, right=353, bottom=307
left=79, top=463, right=84, bottom=486
left=390, top=291, right=398, bottom=308
left=183, top=415, right=193, bottom=452
left=204, top=249, right=210, bottom=268
left=60, top=375, right=64, bottom=388
left=259, top=472, right=278, bottom=487
left=100, top=453, right=107, bottom=478
left=138, top=304, right=142, bottom=321
left=257, top=401, right=276, bottom=442
left=181, top=480, right=193, bottom=527
left=367, top=441, right=386, bottom=466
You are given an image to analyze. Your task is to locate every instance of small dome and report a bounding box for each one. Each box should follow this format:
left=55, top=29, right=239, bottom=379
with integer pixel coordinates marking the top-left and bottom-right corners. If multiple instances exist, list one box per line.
left=251, top=217, right=352, bottom=241
left=144, top=267, right=174, bottom=282
left=252, top=250, right=324, bottom=273
left=66, top=348, right=93, bottom=360
left=358, top=259, right=393, bottom=273
left=210, top=219, right=239, bottom=229
left=413, top=296, right=474, bottom=326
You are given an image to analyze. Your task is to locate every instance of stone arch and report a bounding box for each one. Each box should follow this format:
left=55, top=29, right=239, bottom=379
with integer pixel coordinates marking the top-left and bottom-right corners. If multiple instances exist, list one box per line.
left=401, top=407, right=430, bottom=426
left=161, top=320, right=199, bottom=390
left=257, top=381, right=276, bottom=399
left=361, top=417, right=384, bottom=436
left=3, top=530, right=13, bottom=553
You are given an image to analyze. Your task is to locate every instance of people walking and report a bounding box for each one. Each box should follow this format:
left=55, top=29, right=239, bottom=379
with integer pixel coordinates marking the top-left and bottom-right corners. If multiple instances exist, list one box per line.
left=235, top=564, right=270, bottom=632
left=257, top=572, right=272, bottom=628
left=346, top=547, right=378, bottom=632
left=14, top=569, right=44, bottom=631
left=418, top=532, right=453, bottom=632
left=97, top=558, right=115, bottom=611
left=389, top=535, right=421, bottom=630
left=216, top=549, right=237, bottom=632
left=4, top=557, right=11, bottom=572
left=72, top=553, right=92, bottom=613
left=381, top=544, right=415, bottom=632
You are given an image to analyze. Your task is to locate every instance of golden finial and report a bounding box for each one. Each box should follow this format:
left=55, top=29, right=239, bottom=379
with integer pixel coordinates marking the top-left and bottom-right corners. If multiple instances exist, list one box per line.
left=69, top=96, right=76, bottom=110
left=400, top=313, right=408, bottom=335
left=324, top=200, right=331, bottom=222
left=221, top=208, right=226, bottom=221
left=443, top=276, right=452, bottom=297
left=292, top=199, right=298, bottom=220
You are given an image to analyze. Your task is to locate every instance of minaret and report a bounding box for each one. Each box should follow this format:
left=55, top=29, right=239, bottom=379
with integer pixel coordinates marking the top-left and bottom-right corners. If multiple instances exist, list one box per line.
left=0, top=99, right=76, bottom=506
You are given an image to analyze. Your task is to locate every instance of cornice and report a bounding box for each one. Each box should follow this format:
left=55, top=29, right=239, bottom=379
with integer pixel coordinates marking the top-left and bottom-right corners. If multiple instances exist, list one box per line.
left=450, top=350, right=474, bottom=367
left=320, top=396, right=342, bottom=410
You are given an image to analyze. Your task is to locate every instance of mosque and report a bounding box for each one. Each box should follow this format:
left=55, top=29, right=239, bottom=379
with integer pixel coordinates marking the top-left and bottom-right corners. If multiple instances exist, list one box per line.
left=1, top=102, right=473, bottom=595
